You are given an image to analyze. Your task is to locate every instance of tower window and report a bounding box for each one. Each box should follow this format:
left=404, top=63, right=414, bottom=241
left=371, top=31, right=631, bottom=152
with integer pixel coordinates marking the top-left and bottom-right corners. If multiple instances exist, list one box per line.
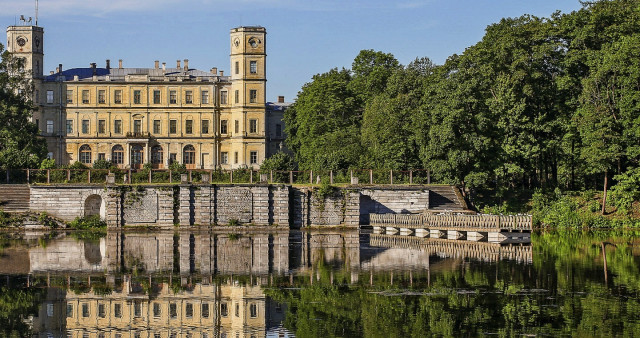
left=249, top=90, right=257, bottom=103
left=114, top=90, right=122, bottom=104
left=46, top=90, right=54, bottom=103
left=249, top=119, right=257, bottom=133
left=235, top=120, right=239, bottom=134
left=250, top=61, right=257, bottom=74
left=235, top=90, right=239, bottom=104
left=234, top=152, right=238, bottom=164
left=235, top=61, right=239, bottom=75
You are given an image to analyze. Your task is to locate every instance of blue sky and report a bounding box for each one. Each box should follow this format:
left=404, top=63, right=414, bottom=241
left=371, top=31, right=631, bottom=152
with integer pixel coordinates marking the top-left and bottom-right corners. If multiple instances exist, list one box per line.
left=1, top=0, right=584, bottom=102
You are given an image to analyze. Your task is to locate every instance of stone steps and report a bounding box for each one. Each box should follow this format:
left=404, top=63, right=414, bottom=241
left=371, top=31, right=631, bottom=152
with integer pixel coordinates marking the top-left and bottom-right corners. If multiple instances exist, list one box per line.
left=427, top=185, right=465, bottom=210
left=0, top=184, right=30, bottom=213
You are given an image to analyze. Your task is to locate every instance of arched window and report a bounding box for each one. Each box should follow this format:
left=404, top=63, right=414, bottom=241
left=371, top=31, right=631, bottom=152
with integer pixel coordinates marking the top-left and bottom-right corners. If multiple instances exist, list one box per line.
left=183, top=145, right=195, bottom=165
left=131, top=144, right=144, bottom=169
left=79, top=144, right=92, bottom=164
left=112, top=145, right=124, bottom=164
left=151, top=145, right=163, bottom=167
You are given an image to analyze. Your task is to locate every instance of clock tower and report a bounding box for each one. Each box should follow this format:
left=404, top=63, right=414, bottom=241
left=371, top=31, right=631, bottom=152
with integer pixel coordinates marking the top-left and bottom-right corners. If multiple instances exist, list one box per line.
left=6, top=24, right=44, bottom=79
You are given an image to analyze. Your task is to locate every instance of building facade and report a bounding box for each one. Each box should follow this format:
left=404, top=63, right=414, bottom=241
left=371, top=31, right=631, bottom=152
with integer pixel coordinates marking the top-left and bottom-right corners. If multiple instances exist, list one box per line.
left=7, top=24, right=276, bottom=169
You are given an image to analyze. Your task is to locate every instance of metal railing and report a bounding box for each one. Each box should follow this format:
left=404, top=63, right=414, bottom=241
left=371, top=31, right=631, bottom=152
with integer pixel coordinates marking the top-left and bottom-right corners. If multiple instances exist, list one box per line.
left=1, top=168, right=435, bottom=185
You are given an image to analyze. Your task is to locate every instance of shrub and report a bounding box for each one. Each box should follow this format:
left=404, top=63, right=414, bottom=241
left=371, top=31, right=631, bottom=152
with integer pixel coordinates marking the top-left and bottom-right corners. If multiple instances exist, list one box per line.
left=68, top=215, right=106, bottom=230
left=610, top=167, right=640, bottom=215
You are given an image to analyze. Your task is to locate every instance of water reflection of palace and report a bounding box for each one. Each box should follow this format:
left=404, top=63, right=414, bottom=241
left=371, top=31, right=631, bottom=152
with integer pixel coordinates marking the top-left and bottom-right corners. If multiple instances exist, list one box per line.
left=31, top=279, right=286, bottom=338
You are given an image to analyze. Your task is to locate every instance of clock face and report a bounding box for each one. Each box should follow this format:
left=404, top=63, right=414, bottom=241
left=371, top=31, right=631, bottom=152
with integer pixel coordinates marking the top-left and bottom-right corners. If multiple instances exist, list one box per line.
left=248, top=38, right=259, bottom=48
left=234, top=38, right=240, bottom=48
left=35, top=37, right=40, bottom=47
left=16, top=36, right=26, bottom=47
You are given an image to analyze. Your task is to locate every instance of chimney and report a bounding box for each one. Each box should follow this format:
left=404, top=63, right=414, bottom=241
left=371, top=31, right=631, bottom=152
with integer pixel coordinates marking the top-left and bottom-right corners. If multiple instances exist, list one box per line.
left=154, top=60, right=159, bottom=69
left=184, top=59, right=189, bottom=71
left=176, top=60, right=181, bottom=69
left=106, top=59, right=111, bottom=70
left=55, top=67, right=59, bottom=73
left=50, top=71, right=54, bottom=75
left=58, top=63, right=62, bottom=73
left=118, top=59, right=123, bottom=69
left=162, top=62, right=166, bottom=72
left=219, top=70, right=224, bottom=76
left=211, top=67, right=218, bottom=75
left=278, top=96, right=285, bottom=103
left=91, top=63, right=97, bottom=76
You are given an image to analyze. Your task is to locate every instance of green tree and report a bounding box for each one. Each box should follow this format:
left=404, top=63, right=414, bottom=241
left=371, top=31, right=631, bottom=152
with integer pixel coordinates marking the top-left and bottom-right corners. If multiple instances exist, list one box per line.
left=0, top=43, right=47, bottom=170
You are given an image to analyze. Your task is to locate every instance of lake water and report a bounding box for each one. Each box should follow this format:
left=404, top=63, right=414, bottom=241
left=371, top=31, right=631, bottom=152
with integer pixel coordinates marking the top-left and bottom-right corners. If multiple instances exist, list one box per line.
left=0, top=229, right=638, bottom=337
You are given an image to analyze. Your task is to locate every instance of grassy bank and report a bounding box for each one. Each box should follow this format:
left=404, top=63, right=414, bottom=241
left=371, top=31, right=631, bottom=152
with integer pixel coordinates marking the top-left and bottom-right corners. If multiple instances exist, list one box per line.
left=472, top=188, right=640, bottom=228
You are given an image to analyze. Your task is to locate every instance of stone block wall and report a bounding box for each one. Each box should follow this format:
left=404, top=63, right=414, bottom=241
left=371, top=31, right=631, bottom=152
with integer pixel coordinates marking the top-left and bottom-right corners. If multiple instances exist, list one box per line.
left=29, top=184, right=440, bottom=228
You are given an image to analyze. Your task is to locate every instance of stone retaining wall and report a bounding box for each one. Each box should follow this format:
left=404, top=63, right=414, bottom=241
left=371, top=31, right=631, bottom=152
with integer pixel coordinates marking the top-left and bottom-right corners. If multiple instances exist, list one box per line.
left=28, top=184, right=446, bottom=228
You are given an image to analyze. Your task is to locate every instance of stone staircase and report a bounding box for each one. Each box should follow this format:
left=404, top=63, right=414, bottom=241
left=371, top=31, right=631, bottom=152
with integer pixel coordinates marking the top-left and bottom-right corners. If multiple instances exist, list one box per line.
left=0, top=185, right=30, bottom=213
left=427, top=185, right=466, bottom=211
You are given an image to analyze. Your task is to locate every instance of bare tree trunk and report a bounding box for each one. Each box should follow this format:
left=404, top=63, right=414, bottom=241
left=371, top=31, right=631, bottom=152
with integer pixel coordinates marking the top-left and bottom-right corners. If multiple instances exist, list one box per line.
left=602, top=170, right=608, bottom=215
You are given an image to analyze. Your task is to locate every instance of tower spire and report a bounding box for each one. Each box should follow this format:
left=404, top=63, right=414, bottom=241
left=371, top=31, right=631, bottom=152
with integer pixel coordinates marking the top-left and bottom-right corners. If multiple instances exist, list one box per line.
left=35, top=0, right=38, bottom=26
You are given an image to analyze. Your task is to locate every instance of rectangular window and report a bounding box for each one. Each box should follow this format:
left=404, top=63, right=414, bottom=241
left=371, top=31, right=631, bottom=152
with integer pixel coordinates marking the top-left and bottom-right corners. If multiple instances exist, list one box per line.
left=235, top=120, right=239, bottom=134
left=234, top=152, right=238, bottom=164
left=153, top=120, right=161, bottom=134
left=220, top=120, right=228, bottom=134
left=276, top=124, right=282, bottom=137
left=170, top=303, right=177, bottom=319
left=82, top=90, right=89, bottom=104
left=221, top=152, right=228, bottom=164
left=153, top=90, right=161, bottom=104
left=114, top=120, right=122, bottom=134
left=67, top=303, right=73, bottom=318
left=235, top=90, right=239, bottom=104
left=134, top=301, right=141, bottom=317
left=66, top=120, right=73, bottom=134
left=170, top=90, right=177, bottom=104
left=66, top=90, right=73, bottom=104
left=170, top=120, right=177, bottom=134
left=35, top=119, right=39, bottom=130
left=185, top=120, right=193, bottom=134
left=202, top=303, right=209, bottom=318
left=98, top=120, right=106, bottom=134
left=98, top=304, right=105, bottom=318
left=250, top=303, right=257, bottom=318
left=249, top=89, right=257, bottom=103
left=82, top=303, right=89, bottom=317
left=98, top=90, right=105, bottom=104
left=114, top=90, right=122, bottom=104
left=98, top=153, right=105, bottom=161
left=114, top=304, right=122, bottom=318
left=220, top=91, right=228, bottom=104
left=47, top=303, right=54, bottom=317
left=134, top=120, right=142, bottom=134
left=250, top=61, right=257, bottom=74
left=250, top=151, right=258, bottom=164
left=185, top=303, right=193, bottom=318
left=202, top=90, right=209, bottom=104
left=202, top=120, right=209, bottom=134
left=235, top=61, right=239, bottom=74
left=169, top=153, right=177, bottom=164
left=82, top=120, right=89, bottom=134
left=46, top=90, right=54, bottom=103
left=221, top=302, right=228, bottom=317
left=185, top=90, right=193, bottom=104
left=46, top=120, right=54, bottom=134
left=133, top=90, right=141, bottom=104
left=249, top=119, right=257, bottom=133
left=153, top=303, right=161, bottom=317
left=235, top=303, right=239, bottom=317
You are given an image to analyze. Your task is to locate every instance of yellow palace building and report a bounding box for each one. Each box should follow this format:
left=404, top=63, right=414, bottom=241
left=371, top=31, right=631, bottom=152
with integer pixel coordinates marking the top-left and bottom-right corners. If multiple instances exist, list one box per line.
left=7, top=23, right=283, bottom=169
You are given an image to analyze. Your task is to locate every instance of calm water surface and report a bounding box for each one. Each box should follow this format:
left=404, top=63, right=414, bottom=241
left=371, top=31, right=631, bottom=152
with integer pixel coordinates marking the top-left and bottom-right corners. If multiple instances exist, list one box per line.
left=0, top=229, right=639, bottom=337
